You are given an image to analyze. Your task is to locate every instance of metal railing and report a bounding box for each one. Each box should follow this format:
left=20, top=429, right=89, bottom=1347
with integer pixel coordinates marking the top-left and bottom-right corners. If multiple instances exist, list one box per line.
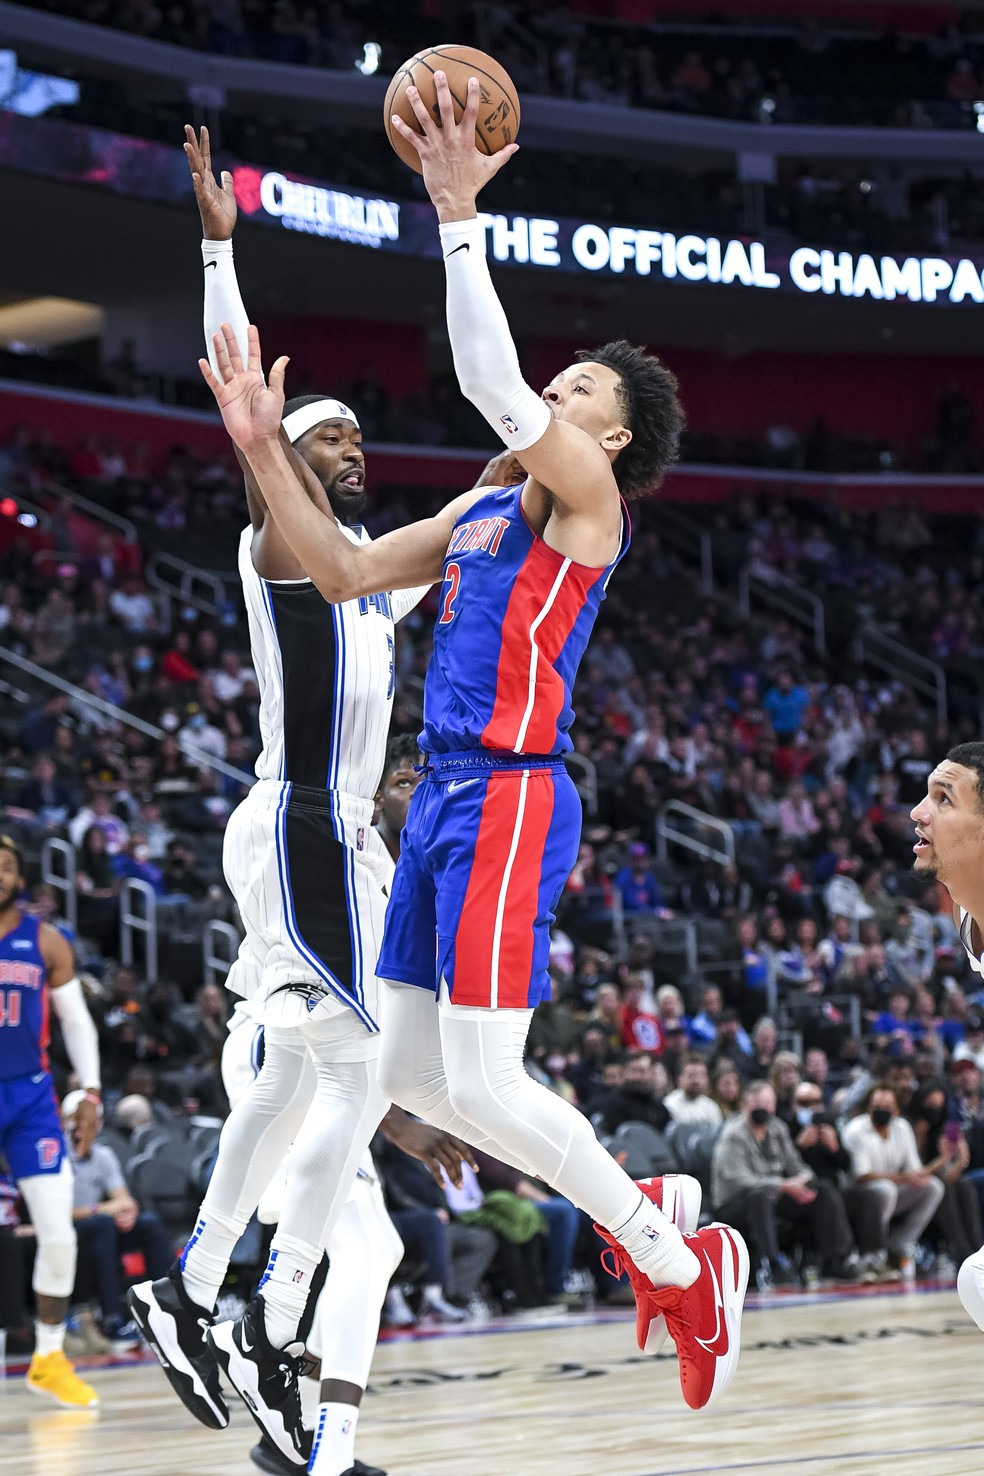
left=120, top=878, right=157, bottom=983
left=853, top=624, right=947, bottom=722
left=41, top=836, right=76, bottom=931
left=656, top=800, right=736, bottom=867
left=650, top=504, right=714, bottom=595
left=146, top=551, right=230, bottom=620
left=203, top=919, right=240, bottom=985
left=40, top=478, right=137, bottom=544
left=0, top=646, right=254, bottom=788
left=738, top=565, right=826, bottom=657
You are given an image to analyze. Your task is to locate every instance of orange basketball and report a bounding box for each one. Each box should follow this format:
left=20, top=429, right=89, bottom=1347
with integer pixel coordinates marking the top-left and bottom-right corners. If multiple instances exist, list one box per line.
left=383, top=44, right=521, bottom=176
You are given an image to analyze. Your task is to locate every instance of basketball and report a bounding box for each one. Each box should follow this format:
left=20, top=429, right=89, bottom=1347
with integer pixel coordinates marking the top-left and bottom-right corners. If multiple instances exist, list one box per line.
left=383, top=44, right=521, bottom=175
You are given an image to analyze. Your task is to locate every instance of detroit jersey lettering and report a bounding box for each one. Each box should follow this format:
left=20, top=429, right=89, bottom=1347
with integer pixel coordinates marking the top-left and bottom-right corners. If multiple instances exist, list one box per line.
left=422, top=484, right=629, bottom=756
left=0, top=914, right=49, bottom=1080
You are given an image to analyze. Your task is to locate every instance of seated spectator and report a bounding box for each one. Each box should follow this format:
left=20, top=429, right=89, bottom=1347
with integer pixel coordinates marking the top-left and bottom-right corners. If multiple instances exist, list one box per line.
left=527, top=974, right=581, bottom=1069
left=112, top=831, right=165, bottom=896
left=842, top=1084, right=945, bottom=1277
left=470, top=1150, right=584, bottom=1309
left=763, top=670, right=810, bottom=743
left=109, top=575, right=158, bottom=635
left=161, top=838, right=209, bottom=900
left=11, top=754, right=75, bottom=829
left=62, top=1090, right=171, bottom=1345
left=790, top=1080, right=875, bottom=1280
left=872, top=988, right=919, bottom=1057
left=586, top=982, right=623, bottom=1055
left=376, top=1137, right=495, bottom=1322
left=590, top=1050, right=670, bottom=1136
left=69, top=791, right=129, bottom=854
left=777, top=780, right=820, bottom=847
left=712, top=1008, right=756, bottom=1080
left=664, top=1055, right=723, bottom=1129
left=710, top=1061, right=744, bottom=1120
left=908, top=1079, right=982, bottom=1270
left=689, top=984, right=724, bottom=1050
left=613, top=844, right=670, bottom=916
left=566, top=1024, right=612, bottom=1108
left=620, top=976, right=663, bottom=1055
left=769, top=1052, right=803, bottom=1132
left=74, top=825, right=121, bottom=954
left=711, top=1081, right=846, bottom=1288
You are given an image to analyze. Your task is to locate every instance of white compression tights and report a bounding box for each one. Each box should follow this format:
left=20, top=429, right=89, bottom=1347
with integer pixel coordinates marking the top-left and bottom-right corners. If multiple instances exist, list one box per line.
left=19, top=1163, right=77, bottom=1298
left=308, top=1170, right=405, bottom=1385
left=958, top=1243, right=984, bottom=1332
left=377, top=982, right=645, bottom=1231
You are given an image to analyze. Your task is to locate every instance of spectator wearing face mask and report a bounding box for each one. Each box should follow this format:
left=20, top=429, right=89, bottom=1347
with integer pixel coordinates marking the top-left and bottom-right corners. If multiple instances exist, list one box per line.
left=590, top=1050, right=670, bottom=1136
left=842, top=1084, right=944, bottom=1278
left=711, top=1081, right=845, bottom=1288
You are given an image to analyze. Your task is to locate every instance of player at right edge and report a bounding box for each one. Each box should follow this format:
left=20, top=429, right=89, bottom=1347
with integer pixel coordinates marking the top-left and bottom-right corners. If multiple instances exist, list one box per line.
left=200, top=71, right=748, bottom=1411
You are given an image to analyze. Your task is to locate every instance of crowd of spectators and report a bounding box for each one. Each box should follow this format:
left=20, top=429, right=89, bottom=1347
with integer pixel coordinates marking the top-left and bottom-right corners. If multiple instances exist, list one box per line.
left=3, top=401, right=984, bottom=1347
left=33, top=0, right=984, bottom=130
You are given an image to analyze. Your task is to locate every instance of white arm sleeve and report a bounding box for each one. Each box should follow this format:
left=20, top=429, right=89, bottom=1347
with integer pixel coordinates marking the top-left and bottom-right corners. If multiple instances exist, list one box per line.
left=439, top=217, right=551, bottom=453
left=49, top=977, right=101, bottom=1091
left=202, top=237, right=251, bottom=374
left=391, top=585, right=431, bottom=622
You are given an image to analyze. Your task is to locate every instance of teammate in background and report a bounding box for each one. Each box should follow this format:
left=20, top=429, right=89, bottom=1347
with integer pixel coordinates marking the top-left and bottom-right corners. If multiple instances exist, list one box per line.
left=129, top=129, right=431, bottom=1472
left=373, top=733, right=423, bottom=865
left=910, top=742, right=984, bottom=1329
left=0, top=836, right=101, bottom=1407
left=199, top=74, right=746, bottom=1411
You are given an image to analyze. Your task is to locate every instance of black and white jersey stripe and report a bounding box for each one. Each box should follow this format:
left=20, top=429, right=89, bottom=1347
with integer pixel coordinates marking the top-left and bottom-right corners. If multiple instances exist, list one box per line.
left=238, top=525, right=397, bottom=800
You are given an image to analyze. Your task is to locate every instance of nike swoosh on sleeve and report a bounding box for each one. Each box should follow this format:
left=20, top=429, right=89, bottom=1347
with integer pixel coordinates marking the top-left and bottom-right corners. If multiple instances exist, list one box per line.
left=446, top=243, right=470, bottom=257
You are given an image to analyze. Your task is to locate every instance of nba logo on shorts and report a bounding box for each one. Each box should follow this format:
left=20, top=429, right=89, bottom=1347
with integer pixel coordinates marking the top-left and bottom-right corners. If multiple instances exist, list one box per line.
left=357, top=826, right=366, bottom=851
left=500, top=414, right=518, bottom=435
left=36, top=1138, right=60, bottom=1171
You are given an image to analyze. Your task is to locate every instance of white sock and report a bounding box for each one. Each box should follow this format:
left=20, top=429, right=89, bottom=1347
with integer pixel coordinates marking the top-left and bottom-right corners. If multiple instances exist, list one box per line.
left=35, top=1320, right=65, bottom=1357
left=309, top=1401, right=359, bottom=1476
left=611, top=1192, right=700, bottom=1290
left=259, top=1236, right=321, bottom=1349
left=180, top=1210, right=243, bottom=1312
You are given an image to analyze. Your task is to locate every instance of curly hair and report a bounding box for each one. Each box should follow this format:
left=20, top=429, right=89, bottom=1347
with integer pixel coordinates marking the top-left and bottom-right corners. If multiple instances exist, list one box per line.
left=575, top=340, right=685, bottom=499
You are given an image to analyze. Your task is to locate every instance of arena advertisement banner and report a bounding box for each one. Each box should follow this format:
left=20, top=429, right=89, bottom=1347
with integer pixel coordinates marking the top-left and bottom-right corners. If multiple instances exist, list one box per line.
left=4, top=109, right=984, bottom=306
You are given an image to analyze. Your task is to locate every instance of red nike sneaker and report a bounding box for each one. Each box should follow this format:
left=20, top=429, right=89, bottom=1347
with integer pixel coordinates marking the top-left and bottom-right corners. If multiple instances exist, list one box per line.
left=595, top=1174, right=702, bottom=1356
left=655, top=1223, right=749, bottom=1410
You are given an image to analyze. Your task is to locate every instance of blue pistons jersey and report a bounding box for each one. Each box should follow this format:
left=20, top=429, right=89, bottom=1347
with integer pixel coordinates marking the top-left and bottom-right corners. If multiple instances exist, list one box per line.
left=0, top=914, right=49, bottom=1081
left=0, top=914, right=65, bottom=1180
left=420, top=484, right=629, bottom=758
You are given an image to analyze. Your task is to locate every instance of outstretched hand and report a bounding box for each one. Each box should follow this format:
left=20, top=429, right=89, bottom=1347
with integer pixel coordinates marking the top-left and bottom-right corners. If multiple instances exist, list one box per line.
left=391, top=70, right=518, bottom=220
left=199, top=322, right=287, bottom=453
left=184, top=123, right=237, bottom=240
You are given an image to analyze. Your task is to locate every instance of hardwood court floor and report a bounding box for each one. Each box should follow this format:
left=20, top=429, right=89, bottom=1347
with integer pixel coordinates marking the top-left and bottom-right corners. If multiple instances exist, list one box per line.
left=2, top=1285, right=982, bottom=1476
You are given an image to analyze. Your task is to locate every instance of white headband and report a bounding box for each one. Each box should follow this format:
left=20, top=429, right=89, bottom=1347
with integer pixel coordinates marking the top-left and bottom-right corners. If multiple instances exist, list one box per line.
left=282, top=398, right=360, bottom=444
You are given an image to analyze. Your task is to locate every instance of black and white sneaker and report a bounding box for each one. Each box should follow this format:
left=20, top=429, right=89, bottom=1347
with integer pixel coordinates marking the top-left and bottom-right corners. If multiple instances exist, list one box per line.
left=207, top=1296, right=309, bottom=1465
left=127, top=1264, right=228, bottom=1430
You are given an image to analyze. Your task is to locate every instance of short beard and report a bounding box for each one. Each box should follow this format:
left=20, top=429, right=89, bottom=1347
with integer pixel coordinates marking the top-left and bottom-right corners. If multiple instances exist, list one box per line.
left=914, top=857, right=939, bottom=881
left=327, top=483, right=367, bottom=523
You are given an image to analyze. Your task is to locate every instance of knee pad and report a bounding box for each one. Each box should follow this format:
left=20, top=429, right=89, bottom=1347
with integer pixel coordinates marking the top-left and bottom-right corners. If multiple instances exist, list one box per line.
left=34, top=1236, right=78, bottom=1299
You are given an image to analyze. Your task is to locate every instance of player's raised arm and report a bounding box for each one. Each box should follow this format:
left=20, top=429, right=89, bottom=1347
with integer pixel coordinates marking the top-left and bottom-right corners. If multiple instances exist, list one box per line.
left=201, top=323, right=477, bottom=599
left=392, top=73, right=622, bottom=550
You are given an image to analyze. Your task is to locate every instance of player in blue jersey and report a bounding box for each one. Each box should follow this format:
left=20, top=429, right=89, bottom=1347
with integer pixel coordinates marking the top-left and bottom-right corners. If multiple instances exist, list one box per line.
left=0, top=836, right=102, bottom=1407
left=200, top=73, right=748, bottom=1412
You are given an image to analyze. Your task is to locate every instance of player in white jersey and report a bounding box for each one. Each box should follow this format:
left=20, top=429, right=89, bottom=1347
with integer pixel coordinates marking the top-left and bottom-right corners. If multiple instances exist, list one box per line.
left=129, top=128, right=429, bottom=1472
left=909, top=741, right=984, bottom=1332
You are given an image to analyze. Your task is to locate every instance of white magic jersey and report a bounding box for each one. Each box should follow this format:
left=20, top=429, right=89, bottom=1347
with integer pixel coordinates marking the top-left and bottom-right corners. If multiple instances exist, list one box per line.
left=957, top=904, right=984, bottom=979
left=238, top=526, right=424, bottom=800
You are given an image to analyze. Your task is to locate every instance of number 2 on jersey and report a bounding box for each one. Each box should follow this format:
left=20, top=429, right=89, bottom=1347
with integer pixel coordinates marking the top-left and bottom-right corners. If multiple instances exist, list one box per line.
left=439, top=562, right=461, bottom=625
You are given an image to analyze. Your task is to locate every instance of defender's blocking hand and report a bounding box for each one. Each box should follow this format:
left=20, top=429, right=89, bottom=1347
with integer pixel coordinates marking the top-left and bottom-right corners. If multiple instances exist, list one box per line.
left=199, top=322, right=286, bottom=452
left=184, top=123, right=238, bottom=240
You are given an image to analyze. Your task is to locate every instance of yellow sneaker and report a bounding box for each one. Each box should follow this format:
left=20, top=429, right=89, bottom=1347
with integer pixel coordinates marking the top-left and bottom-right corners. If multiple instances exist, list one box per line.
left=26, top=1350, right=99, bottom=1408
